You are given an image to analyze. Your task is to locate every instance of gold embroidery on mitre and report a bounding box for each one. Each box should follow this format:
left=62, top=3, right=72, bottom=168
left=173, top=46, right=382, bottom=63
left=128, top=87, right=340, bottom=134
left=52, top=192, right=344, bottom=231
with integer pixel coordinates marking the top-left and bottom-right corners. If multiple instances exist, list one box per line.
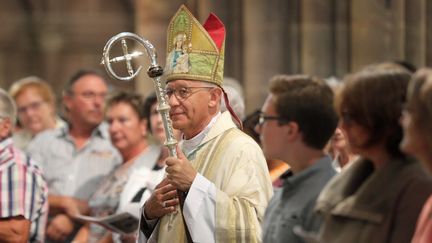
left=165, top=5, right=225, bottom=86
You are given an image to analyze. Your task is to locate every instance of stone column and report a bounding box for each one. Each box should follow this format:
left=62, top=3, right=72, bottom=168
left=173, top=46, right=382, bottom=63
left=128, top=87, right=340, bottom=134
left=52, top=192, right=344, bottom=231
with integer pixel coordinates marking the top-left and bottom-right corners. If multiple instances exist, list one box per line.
left=301, top=0, right=334, bottom=78
left=243, top=0, right=291, bottom=112
left=426, top=0, right=432, bottom=66
left=134, top=0, right=183, bottom=96
left=334, top=0, right=350, bottom=77
left=350, top=0, right=405, bottom=70
left=405, top=0, right=426, bottom=67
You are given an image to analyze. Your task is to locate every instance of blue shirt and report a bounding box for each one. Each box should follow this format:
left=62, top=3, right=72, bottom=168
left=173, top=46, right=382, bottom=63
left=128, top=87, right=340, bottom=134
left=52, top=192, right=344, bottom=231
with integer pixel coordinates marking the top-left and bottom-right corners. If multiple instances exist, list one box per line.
left=262, top=155, right=336, bottom=243
left=27, top=123, right=121, bottom=200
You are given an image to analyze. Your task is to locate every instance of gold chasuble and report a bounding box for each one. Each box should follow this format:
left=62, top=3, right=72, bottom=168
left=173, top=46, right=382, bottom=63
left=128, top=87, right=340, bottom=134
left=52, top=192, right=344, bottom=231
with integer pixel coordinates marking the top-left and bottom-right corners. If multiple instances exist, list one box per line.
left=149, top=5, right=273, bottom=242
left=156, top=112, right=273, bottom=242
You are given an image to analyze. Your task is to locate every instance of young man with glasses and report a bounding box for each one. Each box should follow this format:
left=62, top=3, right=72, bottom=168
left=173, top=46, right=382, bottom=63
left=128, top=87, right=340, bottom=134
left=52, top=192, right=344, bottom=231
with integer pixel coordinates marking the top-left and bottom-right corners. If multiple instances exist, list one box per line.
left=0, top=88, right=48, bottom=242
left=27, top=69, right=121, bottom=242
left=256, top=75, right=338, bottom=243
left=139, top=5, right=273, bottom=243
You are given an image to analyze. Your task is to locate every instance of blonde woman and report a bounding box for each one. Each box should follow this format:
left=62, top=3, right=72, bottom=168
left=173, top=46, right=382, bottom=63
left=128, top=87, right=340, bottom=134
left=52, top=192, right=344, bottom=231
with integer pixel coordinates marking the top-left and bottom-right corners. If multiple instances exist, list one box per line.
left=9, top=76, right=65, bottom=150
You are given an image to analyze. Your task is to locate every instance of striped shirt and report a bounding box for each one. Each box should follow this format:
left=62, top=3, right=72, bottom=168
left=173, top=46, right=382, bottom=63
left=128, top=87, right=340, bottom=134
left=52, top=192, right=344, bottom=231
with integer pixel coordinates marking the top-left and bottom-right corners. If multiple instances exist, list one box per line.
left=0, top=137, right=48, bottom=243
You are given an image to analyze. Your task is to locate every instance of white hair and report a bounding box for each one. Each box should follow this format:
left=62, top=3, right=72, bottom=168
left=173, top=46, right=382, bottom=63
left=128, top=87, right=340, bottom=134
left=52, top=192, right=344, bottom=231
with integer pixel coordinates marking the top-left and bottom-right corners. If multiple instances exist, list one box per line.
left=221, top=77, right=245, bottom=120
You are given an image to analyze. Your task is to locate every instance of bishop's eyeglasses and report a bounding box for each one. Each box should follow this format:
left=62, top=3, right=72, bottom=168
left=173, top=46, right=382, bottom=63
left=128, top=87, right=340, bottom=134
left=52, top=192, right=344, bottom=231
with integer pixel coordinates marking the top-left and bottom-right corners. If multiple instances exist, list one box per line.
left=164, top=86, right=214, bottom=101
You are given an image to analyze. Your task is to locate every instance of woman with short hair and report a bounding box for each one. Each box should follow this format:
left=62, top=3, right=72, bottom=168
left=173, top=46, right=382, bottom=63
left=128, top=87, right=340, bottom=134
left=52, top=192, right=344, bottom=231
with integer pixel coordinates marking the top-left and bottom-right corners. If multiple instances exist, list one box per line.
left=315, top=63, right=432, bottom=243
left=73, top=91, right=180, bottom=243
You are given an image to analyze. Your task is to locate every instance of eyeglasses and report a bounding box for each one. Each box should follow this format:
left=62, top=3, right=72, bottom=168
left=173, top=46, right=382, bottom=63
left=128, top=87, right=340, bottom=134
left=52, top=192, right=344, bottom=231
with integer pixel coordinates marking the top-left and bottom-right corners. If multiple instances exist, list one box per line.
left=257, top=112, right=285, bottom=126
left=164, top=86, right=214, bottom=101
left=17, top=101, right=45, bottom=114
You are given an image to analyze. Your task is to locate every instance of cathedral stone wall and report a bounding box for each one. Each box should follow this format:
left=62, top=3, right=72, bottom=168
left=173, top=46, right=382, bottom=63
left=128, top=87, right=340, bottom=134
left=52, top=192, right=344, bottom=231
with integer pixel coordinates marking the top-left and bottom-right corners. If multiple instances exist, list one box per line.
left=0, top=0, right=430, bottom=114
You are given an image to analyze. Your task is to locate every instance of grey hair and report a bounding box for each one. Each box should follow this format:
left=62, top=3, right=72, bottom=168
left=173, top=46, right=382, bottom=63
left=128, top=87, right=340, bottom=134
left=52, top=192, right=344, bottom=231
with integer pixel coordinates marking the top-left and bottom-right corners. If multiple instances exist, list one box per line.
left=0, top=88, right=17, bottom=125
left=221, top=77, right=245, bottom=120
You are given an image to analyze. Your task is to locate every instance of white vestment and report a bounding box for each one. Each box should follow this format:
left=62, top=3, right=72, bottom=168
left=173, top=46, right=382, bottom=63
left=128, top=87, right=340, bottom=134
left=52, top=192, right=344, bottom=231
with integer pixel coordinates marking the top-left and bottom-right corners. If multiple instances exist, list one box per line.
left=139, top=112, right=273, bottom=243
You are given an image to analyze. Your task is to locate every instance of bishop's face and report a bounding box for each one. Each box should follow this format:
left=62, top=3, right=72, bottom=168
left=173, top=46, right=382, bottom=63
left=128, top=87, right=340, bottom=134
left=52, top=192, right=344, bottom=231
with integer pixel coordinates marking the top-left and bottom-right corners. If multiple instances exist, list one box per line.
left=165, top=79, right=215, bottom=139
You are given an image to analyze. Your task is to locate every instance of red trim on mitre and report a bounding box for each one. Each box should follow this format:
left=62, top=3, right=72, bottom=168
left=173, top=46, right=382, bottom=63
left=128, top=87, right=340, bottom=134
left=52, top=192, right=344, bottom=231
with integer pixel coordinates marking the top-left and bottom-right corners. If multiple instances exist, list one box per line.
left=203, top=13, right=225, bottom=51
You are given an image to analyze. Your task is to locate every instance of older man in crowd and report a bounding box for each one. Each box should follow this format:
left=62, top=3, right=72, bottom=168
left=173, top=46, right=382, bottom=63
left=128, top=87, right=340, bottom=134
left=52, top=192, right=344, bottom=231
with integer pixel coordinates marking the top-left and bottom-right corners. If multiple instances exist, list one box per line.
left=0, top=88, right=48, bottom=242
left=27, top=69, right=121, bottom=242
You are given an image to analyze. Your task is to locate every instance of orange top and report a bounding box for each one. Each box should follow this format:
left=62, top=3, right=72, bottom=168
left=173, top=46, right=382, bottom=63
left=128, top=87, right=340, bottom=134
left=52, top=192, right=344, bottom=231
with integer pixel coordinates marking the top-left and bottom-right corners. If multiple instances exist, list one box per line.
left=268, top=160, right=290, bottom=187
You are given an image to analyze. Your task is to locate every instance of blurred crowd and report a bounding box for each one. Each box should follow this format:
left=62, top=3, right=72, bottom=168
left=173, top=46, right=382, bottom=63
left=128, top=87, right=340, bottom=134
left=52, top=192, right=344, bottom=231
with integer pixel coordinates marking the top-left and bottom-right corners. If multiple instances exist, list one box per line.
left=0, top=4, right=431, bottom=243
left=2, top=60, right=431, bottom=243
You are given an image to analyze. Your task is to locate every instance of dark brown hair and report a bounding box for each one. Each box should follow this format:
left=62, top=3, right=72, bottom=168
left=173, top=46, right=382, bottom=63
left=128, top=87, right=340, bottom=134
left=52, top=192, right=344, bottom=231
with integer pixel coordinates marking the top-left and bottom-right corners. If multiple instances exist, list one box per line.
left=106, top=91, right=146, bottom=120
left=269, top=74, right=338, bottom=149
left=143, top=92, right=158, bottom=131
left=64, top=69, right=107, bottom=94
left=336, top=63, right=411, bottom=158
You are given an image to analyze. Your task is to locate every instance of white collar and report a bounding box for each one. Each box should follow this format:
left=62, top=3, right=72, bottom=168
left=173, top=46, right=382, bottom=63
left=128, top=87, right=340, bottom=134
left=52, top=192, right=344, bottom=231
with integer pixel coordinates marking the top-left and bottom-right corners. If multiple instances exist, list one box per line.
left=181, top=112, right=221, bottom=157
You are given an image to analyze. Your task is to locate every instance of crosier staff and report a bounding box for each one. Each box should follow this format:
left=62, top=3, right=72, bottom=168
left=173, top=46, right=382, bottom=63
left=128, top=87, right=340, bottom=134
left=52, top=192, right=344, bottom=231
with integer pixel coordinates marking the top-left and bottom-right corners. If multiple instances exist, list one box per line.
left=101, top=32, right=178, bottom=230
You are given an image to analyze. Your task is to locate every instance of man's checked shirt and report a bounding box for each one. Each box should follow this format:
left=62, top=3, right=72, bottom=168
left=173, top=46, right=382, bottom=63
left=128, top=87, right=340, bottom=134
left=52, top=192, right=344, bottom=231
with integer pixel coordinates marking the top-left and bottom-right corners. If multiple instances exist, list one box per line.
left=0, top=137, right=48, bottom=242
